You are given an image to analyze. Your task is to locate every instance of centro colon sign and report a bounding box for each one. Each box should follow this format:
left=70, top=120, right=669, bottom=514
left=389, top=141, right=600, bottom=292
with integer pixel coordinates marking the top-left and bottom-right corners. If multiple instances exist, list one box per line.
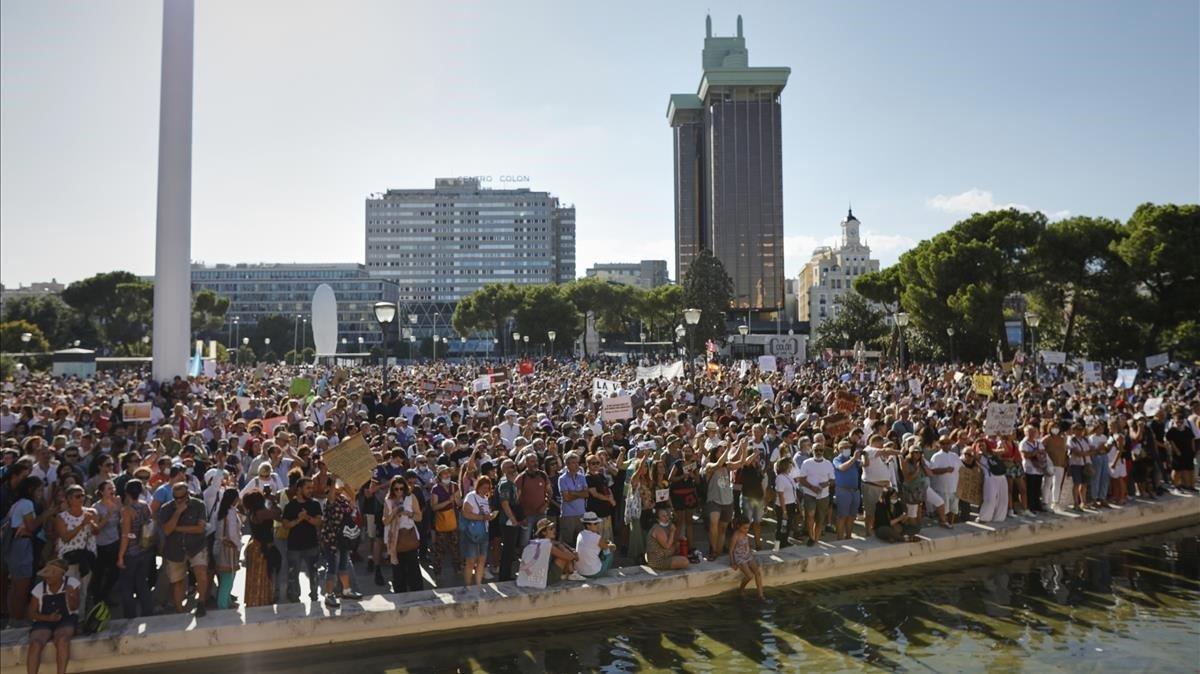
left=457, top=175, right=530, bottom=183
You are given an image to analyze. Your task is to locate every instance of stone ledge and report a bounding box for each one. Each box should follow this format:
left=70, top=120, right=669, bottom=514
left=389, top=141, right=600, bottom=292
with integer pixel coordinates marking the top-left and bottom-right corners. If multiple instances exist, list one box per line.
left=3, top=494, right=1197, bottom=673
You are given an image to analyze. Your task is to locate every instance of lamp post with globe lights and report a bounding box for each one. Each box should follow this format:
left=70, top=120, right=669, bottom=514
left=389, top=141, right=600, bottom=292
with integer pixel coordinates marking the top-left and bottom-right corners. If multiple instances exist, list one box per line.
left=737, top=324, right=749, bottom=359
left=683, top=307, right=701, bottom=381
left=547, top=331, right=556, bottom=358
left=894, top=312, right=910, bottom=370
left=374, top=301, right=397, bottom=387
left=946, top=326, right=956, bottom=364
left=522, top=334, right=529, bottom=358
left=1025, top=311, right=1040, bottom=382
left=512, top=332, right=520, bottom=360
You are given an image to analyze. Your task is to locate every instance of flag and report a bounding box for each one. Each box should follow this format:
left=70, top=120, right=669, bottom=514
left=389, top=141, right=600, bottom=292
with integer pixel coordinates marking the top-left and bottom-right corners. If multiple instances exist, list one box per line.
left=188, top=345, right=202, bottom=378
left=519, top=360, right=534, bottom=376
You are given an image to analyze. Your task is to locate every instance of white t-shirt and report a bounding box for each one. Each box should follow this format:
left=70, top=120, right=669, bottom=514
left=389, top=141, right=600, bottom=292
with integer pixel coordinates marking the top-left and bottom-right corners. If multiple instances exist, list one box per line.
left=862, top=447, right=895, bottom=485
left=1107, top=443, right=1127, bottom=478
left=1019, top=438, right=1044, bottom=476
left=31, top=576, right=82, bottom=616
left=773, top=473, right=797, bottom=505
left=575, top=528, right=603, bottom=576
left=929, top=449, right=962, bottom=496
left=797, top=458, right=836, bottom=499
left=0, top=411, right=18, bottom=434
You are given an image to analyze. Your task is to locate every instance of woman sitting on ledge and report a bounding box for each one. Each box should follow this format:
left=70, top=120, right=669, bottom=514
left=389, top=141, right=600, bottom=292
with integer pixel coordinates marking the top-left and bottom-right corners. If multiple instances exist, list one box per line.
left=532, top=517, right=581, bottom=583
left=873, top=488, right=908, bottom=543
left=645, top=503, right=689, bottom=571
left=26, top=559, right=79, bottom=674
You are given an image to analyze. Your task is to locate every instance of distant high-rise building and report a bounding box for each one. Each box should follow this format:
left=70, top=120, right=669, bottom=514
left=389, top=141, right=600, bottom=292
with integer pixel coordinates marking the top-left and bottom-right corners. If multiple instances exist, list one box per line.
left=190, top=263, right=399, bottom=349
left=585, top=260, right=670, bottom=289
left=797, top=209, right=881, bottom=334
left=668, top=14, right=789, bottom=312
left=364, top=178, right=575, bottom=303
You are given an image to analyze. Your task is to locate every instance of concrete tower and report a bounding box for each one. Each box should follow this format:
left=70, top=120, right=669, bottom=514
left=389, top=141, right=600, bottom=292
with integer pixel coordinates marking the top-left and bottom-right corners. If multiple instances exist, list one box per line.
left=152, top=0, right=195, bottom=381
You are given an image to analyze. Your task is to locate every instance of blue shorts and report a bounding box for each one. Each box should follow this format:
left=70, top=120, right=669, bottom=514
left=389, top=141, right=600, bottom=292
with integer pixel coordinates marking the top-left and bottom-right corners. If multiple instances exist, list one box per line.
left=836, top=487, right=862, bottom=519
left=460, top=536, right=488, bottom=560
left=7, top=537, right=34, bottom=578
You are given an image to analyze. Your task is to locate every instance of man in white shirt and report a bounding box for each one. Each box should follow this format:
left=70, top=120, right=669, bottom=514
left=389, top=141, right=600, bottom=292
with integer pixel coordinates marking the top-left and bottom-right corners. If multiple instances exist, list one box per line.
left=929, top=442, right=963, bottom=523
left=497, top=410, right=522, bottom=449
left=0, top=402, right=19, bottom=435
left=861, top=434, right=900, bottom=536
left=797, top=452, right=836, bottom=546
left=1019, top=425, right=1047, bottom=513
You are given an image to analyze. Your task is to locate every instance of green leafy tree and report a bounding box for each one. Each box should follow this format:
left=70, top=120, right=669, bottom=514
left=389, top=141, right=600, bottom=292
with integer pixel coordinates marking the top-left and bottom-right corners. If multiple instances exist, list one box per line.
left=191, top=290, right=231, bottom=340
left=633, top=284, right=685, bottom=341
left=514, top=285, right=582, bottom=353
left=854, top=265, right=903, bottom=309
left=0, top=320, right=51, bottom=353
left=812, top=293, right=889, bottom=352
left=1, top=295, right=90, bottom=349
left=681, top=249, right=734, bottom=347
left=452, top=283, right=523, bottom=340
left=249, top=314, right=310, bottom=360
left=1110, top=203, right=1200, bottom=353
left=563, top=278, right=643, bottom=355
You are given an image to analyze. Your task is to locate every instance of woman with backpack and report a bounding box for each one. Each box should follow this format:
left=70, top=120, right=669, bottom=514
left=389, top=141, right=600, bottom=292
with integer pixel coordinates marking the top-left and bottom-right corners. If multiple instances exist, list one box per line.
left=319, top=480, right=363, bottom=607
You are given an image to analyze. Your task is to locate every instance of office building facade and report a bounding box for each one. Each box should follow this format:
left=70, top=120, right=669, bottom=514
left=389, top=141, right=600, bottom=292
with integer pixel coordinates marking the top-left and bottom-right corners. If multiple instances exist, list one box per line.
left=585, top=260, right=670, bottom=289
left=364, top=177, right=576, bottom=304
left=668, top=14, right=789, bottom=312
left=797, top=209, right=881, bottom=334
left=190, top=263, right=399, bottom=349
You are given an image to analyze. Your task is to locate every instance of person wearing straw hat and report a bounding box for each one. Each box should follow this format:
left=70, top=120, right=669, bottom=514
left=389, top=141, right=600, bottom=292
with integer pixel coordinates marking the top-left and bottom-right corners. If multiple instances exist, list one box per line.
left=531, top=517, right=580, bottom=584
left=26, top=558, right=80, bottom=674
left=575, top=511, right=615, bottom=579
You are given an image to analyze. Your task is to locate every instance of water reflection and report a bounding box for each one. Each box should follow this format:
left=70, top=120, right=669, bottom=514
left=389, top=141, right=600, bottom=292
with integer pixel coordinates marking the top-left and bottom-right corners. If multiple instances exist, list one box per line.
left=132, top=528, right=1200, bottom=674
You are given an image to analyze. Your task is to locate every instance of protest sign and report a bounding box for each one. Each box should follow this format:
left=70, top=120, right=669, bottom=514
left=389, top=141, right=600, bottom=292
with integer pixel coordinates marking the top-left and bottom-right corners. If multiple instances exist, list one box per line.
left=1082, top=361, right=1101, bottom=383
left=783, top=365, right=795, bottom=384
left=1039, top=350, right=1066, bottom=365
left=908, top=378, right=922, bottom=396
left=593, top=378, right=622, bottom=398
left=123, top=402, right=153, bottom=423
left=834, top=390, right=859, bottom=413
left=1062, top=382, right=1076, bottom=396
left=289, top=377, right=312, bottom=397
left=758, top=355, right=777, bottom=372
left=983, top=402, right=1020, bottom=435
left=700, top=395, right=717, bottom=408
left=516, top=539, right=551, bottom=590
left=472, top=375, right=492, bottom=392
left=972, top=374, right=993, bottom=397
left=1143, top=397, right=1163, bottom=416
left=1115, top=369, right=1138, bottom=389
left=262, top=416, right=287, bottom=436
left=601, top=395, right=633, bottom=422
left=655, top=489, right=670, bottom=503
left=1144, top=353, right=1169, bottom=370
left=235, top=396, right=252, bottom=412
left=661, top=361, right=685, bottom=380
left=322, top=433, right=375, bottom=490
left=758, top=384, right=775, bottom=401
left=636, top=365, right=661, bottom=382
left=822, top=412, right=853, bottom=439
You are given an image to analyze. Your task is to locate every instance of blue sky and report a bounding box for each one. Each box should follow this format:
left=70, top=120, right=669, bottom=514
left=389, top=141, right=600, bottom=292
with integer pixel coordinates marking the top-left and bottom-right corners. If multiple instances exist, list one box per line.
left=2, top=0, right=1197, bottom=287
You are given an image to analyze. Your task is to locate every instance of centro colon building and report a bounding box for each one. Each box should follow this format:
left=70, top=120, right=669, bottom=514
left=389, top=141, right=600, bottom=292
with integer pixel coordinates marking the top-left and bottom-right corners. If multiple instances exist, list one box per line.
left=190, top=263, right=398, bottom=350
left=669, top=14, right=789, bottom=318
left=364, top=177, right=576, bottom=340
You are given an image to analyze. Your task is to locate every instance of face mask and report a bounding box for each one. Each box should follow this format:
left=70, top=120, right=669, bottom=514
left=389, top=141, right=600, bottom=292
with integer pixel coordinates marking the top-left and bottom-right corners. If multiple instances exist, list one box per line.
left=1051, top=428, right=1060, bottom=435
left=840, top=449, right=851, bottom=458
left=440, top=478, right=451, bottom=486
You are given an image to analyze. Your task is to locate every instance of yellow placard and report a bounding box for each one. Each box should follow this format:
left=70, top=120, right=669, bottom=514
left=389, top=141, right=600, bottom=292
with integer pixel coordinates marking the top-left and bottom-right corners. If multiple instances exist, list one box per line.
left=973, top=374, right=993, bottom=397
left=321, top=433, right=376, bottom=491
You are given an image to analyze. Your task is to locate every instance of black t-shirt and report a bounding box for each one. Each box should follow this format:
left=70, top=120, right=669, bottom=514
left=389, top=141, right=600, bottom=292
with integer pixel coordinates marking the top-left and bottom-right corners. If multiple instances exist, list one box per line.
left=740, top=463, right=764, bottom=500
left=585, top=473, right=613, bottom=518
left=283, top=498, right=322, bottom=550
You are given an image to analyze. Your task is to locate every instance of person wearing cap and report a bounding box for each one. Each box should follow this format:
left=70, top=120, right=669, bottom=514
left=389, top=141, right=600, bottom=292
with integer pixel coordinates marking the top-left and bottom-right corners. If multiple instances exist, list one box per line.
left=157, top=479, right=210, bottom=617
left=574, top=512, right=615, bottom=579
left=26, top=558, right=79, bottom=674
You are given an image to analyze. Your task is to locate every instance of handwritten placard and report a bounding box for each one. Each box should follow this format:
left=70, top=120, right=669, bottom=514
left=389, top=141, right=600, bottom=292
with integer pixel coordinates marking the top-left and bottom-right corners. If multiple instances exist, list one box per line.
left=124, top=402, right=153, bottom=423
left=601, top=395, right=634, bottom=422
left=322, top=433, right=376, bottom=491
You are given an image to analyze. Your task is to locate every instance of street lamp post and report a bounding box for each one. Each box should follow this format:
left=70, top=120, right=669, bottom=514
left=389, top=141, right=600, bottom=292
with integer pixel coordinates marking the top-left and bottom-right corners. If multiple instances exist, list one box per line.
left=683, top=307, right=701, bottom=380
left=293, top=314, right=301, bottom=365
left=240, top=337, right=249, bottom=366
left=460, top=336, right=467, bottom=360
left=895, top=312, right=910, bottom=370
left=675, top=324, right=686, bottom=377
left=513, top=332, right=520, bottom=360
left=737, top=324, right=749, bottom=359
left=639, top=332, right=646, bottom=362
left=374, top=301, right=397, bottom=388
left=491, top=337, right=498, bottom=360
left=232, top=317, right=240, bottom=355
left=408, top=334, right=415, bottom=360
left=548, top=331, right=556, bottom=358
left=1025, top=311, right=1040, bottom=383
left=522, top=334, right=529, bottom=358
left=946, top=326, right=956, bottom=364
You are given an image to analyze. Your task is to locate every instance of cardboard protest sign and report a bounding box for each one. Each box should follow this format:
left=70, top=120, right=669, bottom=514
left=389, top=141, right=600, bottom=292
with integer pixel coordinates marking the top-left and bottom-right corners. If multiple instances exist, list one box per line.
left=700, top=395, right=717, bottom=408
left=834, top=390, right=859, bottom=413
left=983, top=402, right=1020, bottom=435
left=289, top=377, right=313, bottom=397
left=908, top=378, right=922, bottom=396
left=758, top=384, right=775, bottom=401
left=123, top=402, right=153, bottom=423
left=1115, top=369, right=1138, bottom=389
left=321, top=433, right=375, bottom=490
left=601, top=395, right=633, bottom=422
left=331, top=368, right=349, bottom=389
left=236, top=396, right=252, bottom=412
left=758, top=355, right=777, bottom=372
left=1081, top=361, right=1101, bottom=383
left=821, top=412, right=853, bottom=439
left=472, top=375, right=492, bottom=392
left=973, top=374, right=993, bottom=397
left=1144, top=353, right=1169, bottom=370
left=783, top=365, right=795, bottom=384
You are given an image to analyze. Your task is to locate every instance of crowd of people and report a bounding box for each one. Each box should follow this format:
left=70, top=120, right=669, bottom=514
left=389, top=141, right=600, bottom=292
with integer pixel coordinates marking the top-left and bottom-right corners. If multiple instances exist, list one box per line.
left=0, top=352, right=1196, bottom=672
